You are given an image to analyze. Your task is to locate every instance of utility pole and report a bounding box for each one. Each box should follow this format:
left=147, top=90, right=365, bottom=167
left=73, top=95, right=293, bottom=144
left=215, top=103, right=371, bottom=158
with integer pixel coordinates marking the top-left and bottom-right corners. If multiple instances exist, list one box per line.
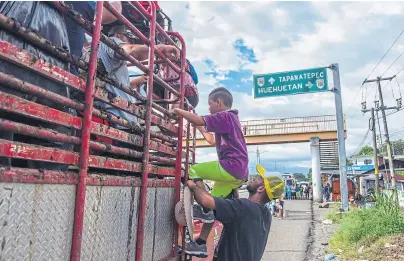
left=363, top=76, right=399, bottom=190
left=371, top=108, right=380, bottom=193
left=362, top=106, right=379, bottom=192
left=256, top=146, right=260, bottom=166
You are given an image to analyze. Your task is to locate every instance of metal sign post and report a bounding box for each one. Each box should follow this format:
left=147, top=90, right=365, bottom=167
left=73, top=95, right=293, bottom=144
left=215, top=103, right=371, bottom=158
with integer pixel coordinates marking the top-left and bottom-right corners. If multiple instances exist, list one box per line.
left=252, top=63, right=349, bottom=211
left=330, top=63, right=349, bottom=211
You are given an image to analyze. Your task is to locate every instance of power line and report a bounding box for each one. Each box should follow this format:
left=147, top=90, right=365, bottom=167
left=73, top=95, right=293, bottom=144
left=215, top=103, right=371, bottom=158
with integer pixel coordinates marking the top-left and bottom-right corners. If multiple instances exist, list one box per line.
left=381, top=48, right=404, bottom=77
left=348, top=28, right=404, bottom=117
left=394, top=66, right=404, bottom=77
left=385, top=106, right=404, bottom=117
left=365, top=28, right=404, bottom=81
left=352, top=127, right=371, bottom=156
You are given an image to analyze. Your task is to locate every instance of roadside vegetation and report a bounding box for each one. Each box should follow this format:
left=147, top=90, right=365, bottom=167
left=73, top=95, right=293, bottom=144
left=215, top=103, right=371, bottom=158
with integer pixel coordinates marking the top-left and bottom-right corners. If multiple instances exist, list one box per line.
left=327, top=191, right=404, bottom=260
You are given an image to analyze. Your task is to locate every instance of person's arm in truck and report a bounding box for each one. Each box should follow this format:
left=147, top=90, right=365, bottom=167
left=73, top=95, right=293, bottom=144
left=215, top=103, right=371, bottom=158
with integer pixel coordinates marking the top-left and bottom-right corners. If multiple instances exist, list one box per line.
left=171, top=108, right=205, bottom=126
left=120, top=44, right=179, bottom=62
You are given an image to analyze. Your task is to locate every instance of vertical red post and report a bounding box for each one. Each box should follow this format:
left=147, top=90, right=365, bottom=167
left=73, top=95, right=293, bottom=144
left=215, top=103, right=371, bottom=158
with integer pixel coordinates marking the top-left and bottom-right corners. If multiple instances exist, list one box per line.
left=135, top=2, right=156, bottom=261
left=70, top=2, right=104, bottom=261
left=192, top=120, right=197, bottom=166
left=167, top=31, right=187, bottom=258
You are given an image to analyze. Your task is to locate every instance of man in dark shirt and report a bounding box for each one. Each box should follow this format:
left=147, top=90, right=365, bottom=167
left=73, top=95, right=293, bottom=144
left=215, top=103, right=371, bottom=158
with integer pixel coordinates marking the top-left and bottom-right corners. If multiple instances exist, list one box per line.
left=185, top=169, right=285, bottom=261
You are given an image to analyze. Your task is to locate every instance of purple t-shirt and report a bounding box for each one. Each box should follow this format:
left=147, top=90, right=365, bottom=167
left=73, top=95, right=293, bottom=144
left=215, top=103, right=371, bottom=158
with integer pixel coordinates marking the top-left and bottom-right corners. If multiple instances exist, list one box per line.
left=203, top=110, right=249, bottom=180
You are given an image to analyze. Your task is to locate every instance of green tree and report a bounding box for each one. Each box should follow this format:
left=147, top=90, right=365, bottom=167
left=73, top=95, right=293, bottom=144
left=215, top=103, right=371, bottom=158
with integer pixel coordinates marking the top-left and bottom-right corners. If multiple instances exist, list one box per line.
left=307, top=168, right=312, bottom=181
left=346, top=159, right=353, bottom=166
left=380, top=139, right=404, bottom=156
left=293, top=173, right=307, bottom=182
left=357, top=145, right=373, bottom=156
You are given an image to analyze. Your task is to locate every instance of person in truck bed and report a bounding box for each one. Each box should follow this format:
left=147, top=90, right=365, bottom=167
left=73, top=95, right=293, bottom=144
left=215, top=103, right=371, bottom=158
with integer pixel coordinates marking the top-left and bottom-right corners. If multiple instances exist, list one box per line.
left=79, top=24, right=179, bottom=154
left=171, top=87, right=249, bottom=256
left=0, top=1, right=74, bottom=170
left=185, top=171, right=284, bottom=261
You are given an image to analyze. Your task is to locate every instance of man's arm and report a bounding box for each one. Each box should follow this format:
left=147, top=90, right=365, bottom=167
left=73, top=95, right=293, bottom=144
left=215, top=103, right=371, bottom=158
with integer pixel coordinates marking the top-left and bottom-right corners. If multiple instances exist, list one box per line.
left=130, top=75, right=148, bottom=91
left=187, top=181, right=244, bottom=224
left=120, top=44, right=149, bottom=61
left=187, top=180, right=216, bottom=209
left=172, top=108, right=205, bottom=126
left=120, top=44, right=179, bottom=62
left=196, top=126, right=215, bottom=146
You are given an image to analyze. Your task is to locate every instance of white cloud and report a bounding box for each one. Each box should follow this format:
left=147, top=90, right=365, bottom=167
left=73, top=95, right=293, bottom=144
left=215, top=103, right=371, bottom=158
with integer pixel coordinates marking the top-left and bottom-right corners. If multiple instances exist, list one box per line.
left=160, top=1, right=404, bottom=172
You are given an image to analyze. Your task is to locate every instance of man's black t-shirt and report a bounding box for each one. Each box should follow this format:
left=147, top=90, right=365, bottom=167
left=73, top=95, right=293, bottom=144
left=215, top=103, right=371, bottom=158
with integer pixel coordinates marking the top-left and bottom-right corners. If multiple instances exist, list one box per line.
left=213, top=197, right=272, bottom=261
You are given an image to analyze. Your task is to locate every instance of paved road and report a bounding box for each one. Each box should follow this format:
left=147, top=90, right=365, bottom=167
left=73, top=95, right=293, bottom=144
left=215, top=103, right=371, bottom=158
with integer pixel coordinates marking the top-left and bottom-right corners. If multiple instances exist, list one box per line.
left=239, top=191, right=312, bottom=261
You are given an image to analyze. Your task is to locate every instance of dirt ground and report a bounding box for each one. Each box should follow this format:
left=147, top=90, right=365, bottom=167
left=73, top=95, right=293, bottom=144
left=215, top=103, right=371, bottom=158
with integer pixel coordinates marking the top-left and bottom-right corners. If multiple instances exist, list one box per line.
left=304, top=202, right=339, bottom=261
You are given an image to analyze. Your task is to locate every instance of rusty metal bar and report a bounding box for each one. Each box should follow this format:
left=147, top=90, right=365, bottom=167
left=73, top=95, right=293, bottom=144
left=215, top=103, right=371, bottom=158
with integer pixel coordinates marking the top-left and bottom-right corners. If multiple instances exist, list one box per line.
left=0, top=167, right=177, bottom=187
left=135, top=2, right=156, bottom=260
left=131, top=2, right=181, bottom=53
left=192, top=117, right=197, bottom=166
left=0, top=40, right=178, bottom=134
left=0, top=139, right=175, bottom=175
left=0, top=86, right=174, bottom=145
left=167, top=31, right=186, bottom=258
left=137, top=97, right=180, bottom=105
left=71, top=2, right=103, bottom=260
left=0, top=91, right=176, bottom=155
left=0, top=167, right=78, bottom=184
left=86, top=175, right=176, bottom=187
left=180, top=119, right=192, bottom=261
left=0, top=119, right=175, bottom=165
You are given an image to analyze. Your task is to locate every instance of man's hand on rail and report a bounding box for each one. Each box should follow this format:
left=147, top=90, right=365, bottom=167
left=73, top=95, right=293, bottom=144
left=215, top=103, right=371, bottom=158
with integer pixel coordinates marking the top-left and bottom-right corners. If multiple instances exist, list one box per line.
left=156, top=44, right=180, bottom=61
left=130, top=75, right=148, bottom=91
left=120, top=44, right=179, bottom=62
left=186, top=180, right=216, bottom=210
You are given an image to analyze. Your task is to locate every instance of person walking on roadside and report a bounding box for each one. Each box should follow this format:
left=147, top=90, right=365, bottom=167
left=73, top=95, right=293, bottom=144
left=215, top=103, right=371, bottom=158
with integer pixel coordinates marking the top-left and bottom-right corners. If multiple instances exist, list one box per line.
left=291, top=183, right=297, bottom=200
left=296, top=184, right=301, bottom=200
left=286, top=185, right=292, bottom=200
left=304, top=185, right=309, bottom=199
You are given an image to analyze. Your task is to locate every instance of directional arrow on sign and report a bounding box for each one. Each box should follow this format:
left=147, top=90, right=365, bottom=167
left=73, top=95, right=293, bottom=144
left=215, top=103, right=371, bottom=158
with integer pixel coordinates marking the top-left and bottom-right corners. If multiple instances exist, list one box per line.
left=268, top=77, right=275, bottom=85
left=306, top=81, right=313, bottom=88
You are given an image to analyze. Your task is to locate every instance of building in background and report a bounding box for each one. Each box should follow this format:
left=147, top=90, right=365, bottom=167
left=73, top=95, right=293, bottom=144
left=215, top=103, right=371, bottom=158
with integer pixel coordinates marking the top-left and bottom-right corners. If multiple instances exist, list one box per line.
left=346, top=155, right=384, bottom=175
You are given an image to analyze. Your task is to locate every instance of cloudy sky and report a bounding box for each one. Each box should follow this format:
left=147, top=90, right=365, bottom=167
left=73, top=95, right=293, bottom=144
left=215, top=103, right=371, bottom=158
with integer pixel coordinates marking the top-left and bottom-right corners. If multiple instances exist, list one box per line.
left=160, top=1, right=404, bottom=175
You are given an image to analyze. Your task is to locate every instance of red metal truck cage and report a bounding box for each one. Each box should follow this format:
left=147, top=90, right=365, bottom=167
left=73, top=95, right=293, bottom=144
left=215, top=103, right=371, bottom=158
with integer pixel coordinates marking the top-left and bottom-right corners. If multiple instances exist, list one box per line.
left=0, top=1, right=197, bottom=260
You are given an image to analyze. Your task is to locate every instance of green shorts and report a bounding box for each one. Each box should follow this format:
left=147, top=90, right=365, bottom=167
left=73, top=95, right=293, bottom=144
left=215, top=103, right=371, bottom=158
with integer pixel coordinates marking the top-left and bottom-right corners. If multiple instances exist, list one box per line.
left=189, top=161, right=245, bottom=198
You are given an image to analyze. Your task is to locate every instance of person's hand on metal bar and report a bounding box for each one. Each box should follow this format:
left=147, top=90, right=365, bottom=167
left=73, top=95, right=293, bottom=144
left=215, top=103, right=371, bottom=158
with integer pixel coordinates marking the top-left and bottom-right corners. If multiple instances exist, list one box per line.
left=171, top=108, right=205, bottom=126
left=156, top=44, right=180, bottom=61
left=130, top=75, right=148, bottom=92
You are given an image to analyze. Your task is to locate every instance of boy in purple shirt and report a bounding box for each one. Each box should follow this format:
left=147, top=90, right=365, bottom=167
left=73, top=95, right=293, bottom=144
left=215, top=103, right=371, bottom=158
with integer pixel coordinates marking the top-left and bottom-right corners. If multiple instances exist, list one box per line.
left=172, top=87, right=248, bottom=257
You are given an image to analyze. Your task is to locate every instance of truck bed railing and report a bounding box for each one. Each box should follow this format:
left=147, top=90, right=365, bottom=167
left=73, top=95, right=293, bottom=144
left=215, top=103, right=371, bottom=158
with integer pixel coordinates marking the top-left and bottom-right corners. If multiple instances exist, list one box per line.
left=0, top=2, right=193, bottom=261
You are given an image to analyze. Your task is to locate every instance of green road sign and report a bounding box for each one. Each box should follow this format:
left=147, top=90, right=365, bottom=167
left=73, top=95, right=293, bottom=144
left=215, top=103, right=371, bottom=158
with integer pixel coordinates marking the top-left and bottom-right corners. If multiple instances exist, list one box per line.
left=253, top=67, right=328, bottom=98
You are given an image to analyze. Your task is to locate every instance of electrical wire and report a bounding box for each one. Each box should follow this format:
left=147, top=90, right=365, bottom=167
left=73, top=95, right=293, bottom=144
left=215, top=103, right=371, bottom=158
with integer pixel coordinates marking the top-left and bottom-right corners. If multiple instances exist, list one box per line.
left=365, top=28, right=404, bottom=81
left=351, top=28, right=404, bottom=118
left=381, top=49, right=404, bottom=77
left=352, top=128, right=371, bottom=156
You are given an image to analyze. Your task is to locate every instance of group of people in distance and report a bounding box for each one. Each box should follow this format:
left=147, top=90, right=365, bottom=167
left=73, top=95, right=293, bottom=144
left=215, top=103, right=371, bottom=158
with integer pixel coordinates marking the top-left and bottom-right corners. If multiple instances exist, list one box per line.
left=285, top=183, right=312, bottom=200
